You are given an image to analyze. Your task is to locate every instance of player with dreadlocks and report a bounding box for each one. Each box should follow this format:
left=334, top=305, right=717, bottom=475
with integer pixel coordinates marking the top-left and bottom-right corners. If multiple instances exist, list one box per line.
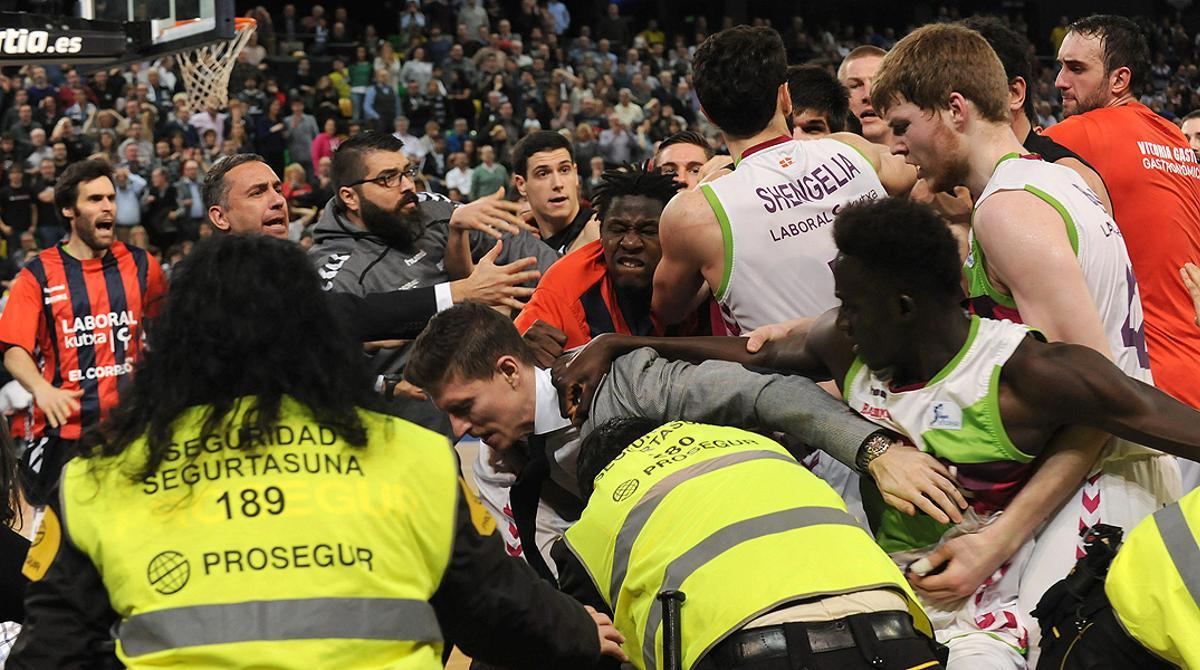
left=515, top=166, right=713, bottom=351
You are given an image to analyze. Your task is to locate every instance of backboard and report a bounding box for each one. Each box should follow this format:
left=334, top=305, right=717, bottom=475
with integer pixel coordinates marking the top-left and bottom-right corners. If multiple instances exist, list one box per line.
left=0, top=0, right=235, bottom=67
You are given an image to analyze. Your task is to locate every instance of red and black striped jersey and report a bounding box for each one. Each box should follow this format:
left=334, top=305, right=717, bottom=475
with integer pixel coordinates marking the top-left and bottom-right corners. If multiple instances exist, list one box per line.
left=0, top=242, right=166, bottom=440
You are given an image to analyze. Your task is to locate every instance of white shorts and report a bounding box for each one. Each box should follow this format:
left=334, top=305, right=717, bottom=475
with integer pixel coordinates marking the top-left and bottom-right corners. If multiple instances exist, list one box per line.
left=922, top=538, right=1034, bottom=670
left=1018, top=445, right=1180, bottom=667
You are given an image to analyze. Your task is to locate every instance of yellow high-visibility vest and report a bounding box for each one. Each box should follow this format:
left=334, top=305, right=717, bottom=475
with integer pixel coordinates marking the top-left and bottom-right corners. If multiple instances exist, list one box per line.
left=565, top=421, right=931, bottom=670
left=1107, top=487, right=1200, bottom=669
left=58, top=396, right=457, bottom=669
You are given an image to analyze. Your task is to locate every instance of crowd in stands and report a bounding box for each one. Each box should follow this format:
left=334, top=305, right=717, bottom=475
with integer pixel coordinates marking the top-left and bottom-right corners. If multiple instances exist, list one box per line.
left=2, top=3, right=1200, bottom=275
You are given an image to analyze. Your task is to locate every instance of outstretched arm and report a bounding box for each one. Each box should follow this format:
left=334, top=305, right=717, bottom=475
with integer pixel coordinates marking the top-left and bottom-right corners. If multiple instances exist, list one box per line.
left=1018, top=341, right=1200, bottom=458
left=651, top=188, right=722, bottom=325
left=829, top=132, right=917, bottom=196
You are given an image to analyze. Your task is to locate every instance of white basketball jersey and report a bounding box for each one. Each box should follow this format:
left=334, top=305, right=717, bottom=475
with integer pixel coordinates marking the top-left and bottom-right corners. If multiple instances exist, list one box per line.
left=700, top=136, right=884, bottom=333
left=969, top=155, right=1152, bottom=382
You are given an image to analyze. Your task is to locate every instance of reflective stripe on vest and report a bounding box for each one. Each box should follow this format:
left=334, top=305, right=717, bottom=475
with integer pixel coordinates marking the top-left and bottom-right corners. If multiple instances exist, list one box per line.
left=1155, top=502, right=1200, bottom=604
left=640, top=505, right=860, bottom=670
left=608, top=450, right=795, bottom=606
left=120, top=597, right=442, bottom=658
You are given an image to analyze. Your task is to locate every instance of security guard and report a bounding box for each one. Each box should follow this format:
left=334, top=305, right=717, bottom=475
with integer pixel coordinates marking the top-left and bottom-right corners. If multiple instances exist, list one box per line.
left=556, top=418, right=941, bottom=670
left=1036, top=486, right=1200, bottom=669
left=9, top=235, right=626, bottom=669
left=1105, top=488, right=1200, bottom=669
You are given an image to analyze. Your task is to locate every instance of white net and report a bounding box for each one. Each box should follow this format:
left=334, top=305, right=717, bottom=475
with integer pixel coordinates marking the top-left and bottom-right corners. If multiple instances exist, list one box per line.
left=177, top=19, right=256, bottom=115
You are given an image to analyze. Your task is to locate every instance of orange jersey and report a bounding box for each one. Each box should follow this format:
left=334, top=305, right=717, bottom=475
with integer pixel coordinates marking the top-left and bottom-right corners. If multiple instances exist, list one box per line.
left=0, top=242, right=167, bottom=439
left=1045, top=102, right=1200, bottom=408
left=514, top=240, right=716, bottom=348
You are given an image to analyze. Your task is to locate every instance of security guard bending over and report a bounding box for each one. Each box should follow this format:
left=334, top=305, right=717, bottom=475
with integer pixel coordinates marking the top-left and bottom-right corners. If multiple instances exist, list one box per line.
left=1036, top=486, right=1200, bottom=669
left=554, top=418, right=942, bottom=670
left=9, top=235, right=626, bottom=669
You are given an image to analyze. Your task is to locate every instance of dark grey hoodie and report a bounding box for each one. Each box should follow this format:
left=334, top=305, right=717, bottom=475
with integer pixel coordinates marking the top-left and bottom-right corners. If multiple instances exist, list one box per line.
left=310, top=191, right=559, bottom=378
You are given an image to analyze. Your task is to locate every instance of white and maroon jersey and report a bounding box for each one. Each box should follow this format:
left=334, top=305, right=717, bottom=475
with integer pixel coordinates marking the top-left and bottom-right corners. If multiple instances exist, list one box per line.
left=967, top=154, right=1152, bottom=383
left=700, top=135, right=884, bottom=332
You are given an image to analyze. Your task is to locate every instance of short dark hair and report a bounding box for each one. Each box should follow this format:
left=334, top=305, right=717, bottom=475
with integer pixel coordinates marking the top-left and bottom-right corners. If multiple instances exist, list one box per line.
left=837, top=45, right=887, bottom=80
left=511, top=130, right=575, bottom=178
left=1067, top=15, right=1150, bottom=91
left=591, top=166, right=682, bottom=219
left=1182, top=110, right=1200, bottom=124
left=203, top=153, right=268, bottom=209
left=962, top=16, right=1035, bottom=121
left=54, top=159, right=114, bottom=220
left=331, top=132, right=408, bottom=212
left=655, top=130, right=713, bottom=161
left=832, top=198, right=962, bottom=300
left=577, top=416, right=662, bottom=499
left=405, top=302, right=537, bottom=391
left=693, top=26, right=787, bottom=138
left=787, top=65, right=851, bottom=133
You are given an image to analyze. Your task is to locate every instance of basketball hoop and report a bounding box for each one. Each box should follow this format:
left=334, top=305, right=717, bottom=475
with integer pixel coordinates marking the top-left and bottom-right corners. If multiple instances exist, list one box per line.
left=175, top=17, right=256, bottom=115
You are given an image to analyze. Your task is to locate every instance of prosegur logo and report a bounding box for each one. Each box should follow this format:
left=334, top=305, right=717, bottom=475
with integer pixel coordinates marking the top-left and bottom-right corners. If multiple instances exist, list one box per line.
left=147, top=550, right=191, bottom=595
left=612, top=478, right=640, bottom=502
left=0, top=29, right=83, bottom=55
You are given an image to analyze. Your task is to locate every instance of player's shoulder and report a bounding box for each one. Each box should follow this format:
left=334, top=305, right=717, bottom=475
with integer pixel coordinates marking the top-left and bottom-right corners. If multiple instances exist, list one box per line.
left=539, top=239, right=604, bottom=286
left=415, top=191, right=458, bottom=223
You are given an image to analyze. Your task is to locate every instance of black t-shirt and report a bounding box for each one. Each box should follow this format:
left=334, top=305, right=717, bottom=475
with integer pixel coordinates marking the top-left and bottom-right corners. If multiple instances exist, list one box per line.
left=0, top=184, right=36, bottom=233
left=541, top=206, right=595, bottom=255
left=31, top=177, right=57, bottom=230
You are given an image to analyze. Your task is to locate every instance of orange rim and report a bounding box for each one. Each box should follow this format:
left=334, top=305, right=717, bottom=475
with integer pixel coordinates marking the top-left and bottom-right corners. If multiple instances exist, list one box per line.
left=169, top=17, right=256, bottom=30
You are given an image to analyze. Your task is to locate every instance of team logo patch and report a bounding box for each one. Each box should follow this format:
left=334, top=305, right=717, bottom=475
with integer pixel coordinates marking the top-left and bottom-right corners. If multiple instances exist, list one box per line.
left=147, top=550, right=191, bottom=595
left=927, top=401, right=963, bottom=430
left=612, top=479, right=640, bottom=502
left=22, top=507, right=62, bottom=582
left=778, top=156, right=795, bottom=168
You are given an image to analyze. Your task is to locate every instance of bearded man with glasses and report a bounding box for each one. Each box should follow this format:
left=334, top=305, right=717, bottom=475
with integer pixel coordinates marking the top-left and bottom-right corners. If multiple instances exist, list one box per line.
left=310, top=133, right=560, bottom=434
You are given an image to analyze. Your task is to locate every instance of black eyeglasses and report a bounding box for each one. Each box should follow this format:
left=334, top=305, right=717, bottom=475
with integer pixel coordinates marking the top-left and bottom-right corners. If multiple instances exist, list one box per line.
left=348, top=165, right=421, bottom=189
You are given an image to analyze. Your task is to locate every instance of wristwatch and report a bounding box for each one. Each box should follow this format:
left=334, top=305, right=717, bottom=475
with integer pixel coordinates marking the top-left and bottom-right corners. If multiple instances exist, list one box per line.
left=856, top=432, right=892, bottom=472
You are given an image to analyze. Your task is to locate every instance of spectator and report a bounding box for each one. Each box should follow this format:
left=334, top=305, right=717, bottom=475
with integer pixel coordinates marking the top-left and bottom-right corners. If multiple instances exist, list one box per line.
left=596, top=4, right=631, bottom=50
left=282, top=162, right=314, bottom=208
left=0, top=135, right=21, bottom=173
left=401, top=46, right=435, bottom=93
left=174, top=159, right=207, bottom=240
left=613, top=88, right=644, bottom=127
left=0, top=166, right=36, bottom=257
left=127, top=224, right=150, bottom=250
left=583, top=155, right=605, bottom=199
left=312, top=75, right=343, bottom=127
left=188, top=105, right=228, bottom=148
left=151, top=139, right=181, bottom=181
left=363, top=70, right=400, bottom=133
left=459, top=0, right=489, bottom=38
left=311, top=117, right=342, bottom=168
left=22, top=129, right=52, bottom=173
left=31, top=159, right=61, bottom=248
left=349, top=46, right=374, bottom=120
left=469, top=144, right=507, bottom=200
left=445, top=152, right=474, bottom=199
left=547, top=0, right=570, bottom=35
left=255, top=99, right=288, bottom=176
left=141, top=167, right=178, bottom=249
left=282, top=100, right=319, bottom=177
left=112, top=166, right=146, bottom=238
left=93, top=129, right=119, bottom=163
left=598, top=115, right=638, bottom=164
left=391, top=116, right=426, bottom=159
left=116, top=142, right=149, bottom=180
